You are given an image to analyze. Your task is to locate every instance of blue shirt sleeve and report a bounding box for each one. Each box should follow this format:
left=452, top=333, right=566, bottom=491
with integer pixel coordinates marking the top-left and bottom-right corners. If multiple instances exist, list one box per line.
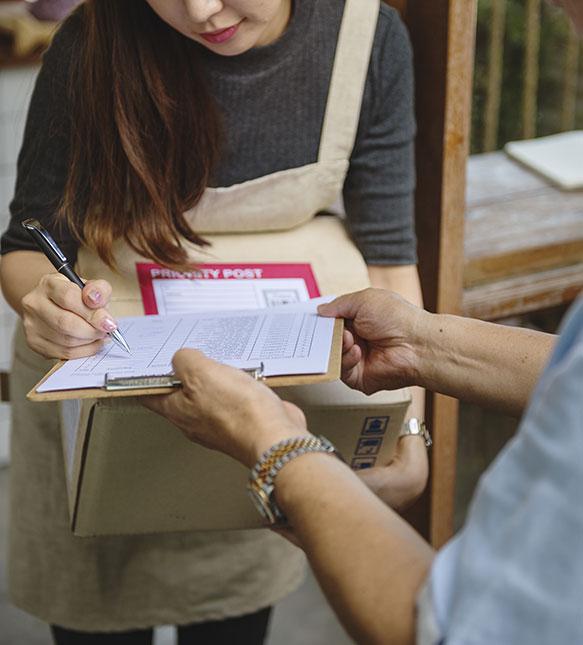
left=418, top=297, right=583, bottom=644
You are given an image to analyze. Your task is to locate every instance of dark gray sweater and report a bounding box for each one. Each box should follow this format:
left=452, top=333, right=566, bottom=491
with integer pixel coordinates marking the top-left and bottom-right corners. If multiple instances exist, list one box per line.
left=1, top=0, right=417, bottom=266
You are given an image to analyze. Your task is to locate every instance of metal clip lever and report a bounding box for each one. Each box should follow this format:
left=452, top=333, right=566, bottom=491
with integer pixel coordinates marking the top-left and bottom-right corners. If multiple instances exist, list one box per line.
left=242, top=362, right=265, bottom=382
left=104, top=362, right=265, bottom=391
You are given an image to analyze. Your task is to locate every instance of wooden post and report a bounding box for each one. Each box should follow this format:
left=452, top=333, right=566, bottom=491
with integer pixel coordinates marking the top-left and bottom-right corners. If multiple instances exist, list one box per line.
left=483, top=0, right=507, bottom=152
left=523, top=0, right=541, bottom=140
left=401, top=0, right=477, bottom=547
left=561, top=24, right=580, bottom=132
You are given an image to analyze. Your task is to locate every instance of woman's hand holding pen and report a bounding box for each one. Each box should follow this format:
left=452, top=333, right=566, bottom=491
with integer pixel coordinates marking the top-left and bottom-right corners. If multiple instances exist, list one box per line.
left=21, top=273, right=119, bottom=359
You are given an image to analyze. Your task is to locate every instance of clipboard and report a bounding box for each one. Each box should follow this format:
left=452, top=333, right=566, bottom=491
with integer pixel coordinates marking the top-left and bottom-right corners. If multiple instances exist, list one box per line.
left=27, top=318, right=344, bottom=402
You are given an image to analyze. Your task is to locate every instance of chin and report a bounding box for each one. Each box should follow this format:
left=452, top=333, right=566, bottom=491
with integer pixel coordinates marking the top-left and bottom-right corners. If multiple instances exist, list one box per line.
left=207, top=43, right=254, bottom=56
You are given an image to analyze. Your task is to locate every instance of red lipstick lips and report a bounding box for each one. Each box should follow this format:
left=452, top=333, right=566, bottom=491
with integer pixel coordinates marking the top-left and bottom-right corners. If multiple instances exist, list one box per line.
left=200, top=21, right=242, bottom=44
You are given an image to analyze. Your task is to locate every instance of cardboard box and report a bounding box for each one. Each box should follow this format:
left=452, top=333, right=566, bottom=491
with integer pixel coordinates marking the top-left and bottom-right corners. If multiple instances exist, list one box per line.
left=60, top=381, right=410, bottom=536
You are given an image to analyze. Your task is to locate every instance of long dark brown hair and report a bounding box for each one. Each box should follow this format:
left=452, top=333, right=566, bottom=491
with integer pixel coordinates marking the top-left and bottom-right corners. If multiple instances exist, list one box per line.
left=59, top=1, right=222, bottom=270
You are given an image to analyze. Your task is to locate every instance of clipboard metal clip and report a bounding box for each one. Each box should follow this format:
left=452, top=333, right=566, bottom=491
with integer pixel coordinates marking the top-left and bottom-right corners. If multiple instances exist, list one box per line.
left=104, top=373, right=182, bottom=391
left=104, top=362, right=265, bottom=391
left=241, top=362, right=265, bottom=382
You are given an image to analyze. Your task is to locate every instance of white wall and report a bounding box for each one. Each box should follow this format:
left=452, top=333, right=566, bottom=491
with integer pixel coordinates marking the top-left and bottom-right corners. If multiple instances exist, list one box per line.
left=0, top=65, right=39, bottom=465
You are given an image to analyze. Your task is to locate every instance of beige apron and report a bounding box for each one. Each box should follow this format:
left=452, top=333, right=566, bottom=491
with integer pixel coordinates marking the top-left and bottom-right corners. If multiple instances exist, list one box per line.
left=8, top=0, right=380, bottom=631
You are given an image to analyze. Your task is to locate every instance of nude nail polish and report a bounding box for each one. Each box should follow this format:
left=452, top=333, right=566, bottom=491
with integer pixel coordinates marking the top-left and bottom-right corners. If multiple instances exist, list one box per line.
left=102, top=318, right=117, bottom=333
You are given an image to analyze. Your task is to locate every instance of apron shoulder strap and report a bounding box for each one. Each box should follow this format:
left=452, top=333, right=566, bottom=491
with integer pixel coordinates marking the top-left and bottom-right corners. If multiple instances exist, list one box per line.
left=318, top=0, right=380, bottom=163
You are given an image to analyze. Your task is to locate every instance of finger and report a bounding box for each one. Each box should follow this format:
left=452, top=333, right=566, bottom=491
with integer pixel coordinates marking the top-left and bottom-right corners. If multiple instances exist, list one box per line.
left=82, top=279, right=113, bottom=309
left=31, top=334, right=105, bottom=360
left=341, top=343, right=361, bottom=372
left=317, top=290, right=368, bottom=320
left=26, top=297, right=107, bottom=343
left=45, top=278, right=119, bottom=334
left=172, top=348, right=256, bottom=406
left=342, top=328, right=355, bottom=354
left=172, top=348, right=218, bottom=389
left=173, top=347, right=267, bottom=392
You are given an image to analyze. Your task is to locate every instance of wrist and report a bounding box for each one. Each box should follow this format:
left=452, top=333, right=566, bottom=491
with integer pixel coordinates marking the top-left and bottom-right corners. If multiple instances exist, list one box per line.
left=405, top=307, right=436, bottom=388
left=248, top=424, right=311, bottom=468
left=413, top=311, right=454, bottom=391
left=248, top=434, right=343, bottom=525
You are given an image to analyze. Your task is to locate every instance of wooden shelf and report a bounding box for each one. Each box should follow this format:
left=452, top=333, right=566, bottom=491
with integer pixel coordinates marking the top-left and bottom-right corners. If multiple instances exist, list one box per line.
left=463, top=152, right=583, bottom=320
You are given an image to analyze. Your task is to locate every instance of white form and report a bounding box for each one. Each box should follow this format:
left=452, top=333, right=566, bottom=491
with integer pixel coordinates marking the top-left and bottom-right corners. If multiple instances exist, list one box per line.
left=153, top=278, right=311, bottom=315
left=37, top=299, right=335, bottom=393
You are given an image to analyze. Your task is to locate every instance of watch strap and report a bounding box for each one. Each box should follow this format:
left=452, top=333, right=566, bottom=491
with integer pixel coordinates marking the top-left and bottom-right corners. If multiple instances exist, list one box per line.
left=248, top=435, right=344, bottom=525
left=399, top=418, right=433, bottom=448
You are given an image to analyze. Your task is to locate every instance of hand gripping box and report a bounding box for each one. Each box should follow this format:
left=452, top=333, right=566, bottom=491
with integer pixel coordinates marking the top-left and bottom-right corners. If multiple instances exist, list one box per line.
left=60, top=381, right=410, bottom=536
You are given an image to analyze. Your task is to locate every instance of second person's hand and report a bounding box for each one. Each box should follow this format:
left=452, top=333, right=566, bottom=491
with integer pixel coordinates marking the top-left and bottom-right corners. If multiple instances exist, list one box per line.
left=318, top=288, right=426, bottom=395
left=21, top=273, right=117, bottom=359
left=144, top=348, right=310, bottom=469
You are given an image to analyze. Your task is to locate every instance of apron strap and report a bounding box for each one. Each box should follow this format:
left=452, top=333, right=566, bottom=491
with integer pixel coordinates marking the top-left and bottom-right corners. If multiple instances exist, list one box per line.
left=318, top=0, right=380, bottom=163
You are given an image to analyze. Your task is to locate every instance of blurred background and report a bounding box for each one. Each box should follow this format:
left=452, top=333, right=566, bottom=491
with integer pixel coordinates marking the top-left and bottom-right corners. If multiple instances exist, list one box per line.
left=473, top=0, right=583, bottom=152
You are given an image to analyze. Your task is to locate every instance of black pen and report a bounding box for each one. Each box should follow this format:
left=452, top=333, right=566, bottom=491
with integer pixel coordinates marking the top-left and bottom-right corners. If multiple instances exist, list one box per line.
left=22, top=218, right=131, bottom=354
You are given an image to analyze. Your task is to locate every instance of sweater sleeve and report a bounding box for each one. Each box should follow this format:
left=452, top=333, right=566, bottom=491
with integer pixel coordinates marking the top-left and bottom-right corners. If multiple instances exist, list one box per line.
left=343, top=7, right=417, bottom=266
left=0, top=16, right=80, bottom=263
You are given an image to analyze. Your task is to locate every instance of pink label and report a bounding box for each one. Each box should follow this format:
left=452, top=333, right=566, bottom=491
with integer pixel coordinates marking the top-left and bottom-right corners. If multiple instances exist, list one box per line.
left=136, top=263, right=321, bottom=315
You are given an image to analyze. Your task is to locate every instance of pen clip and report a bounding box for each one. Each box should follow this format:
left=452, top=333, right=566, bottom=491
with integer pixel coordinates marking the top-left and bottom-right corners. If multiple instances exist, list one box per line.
left=22, top=218, right=68, bottom=268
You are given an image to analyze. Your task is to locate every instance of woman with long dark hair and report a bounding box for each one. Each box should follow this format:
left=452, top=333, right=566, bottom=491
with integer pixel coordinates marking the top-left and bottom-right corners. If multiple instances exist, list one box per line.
left=0, top=1, right=426, bottom=642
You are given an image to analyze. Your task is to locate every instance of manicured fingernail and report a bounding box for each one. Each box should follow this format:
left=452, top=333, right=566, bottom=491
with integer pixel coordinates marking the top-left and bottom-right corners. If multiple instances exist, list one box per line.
left=88, top=290, right=102, bottom=304
left=102, top=318, right=117, bottom=333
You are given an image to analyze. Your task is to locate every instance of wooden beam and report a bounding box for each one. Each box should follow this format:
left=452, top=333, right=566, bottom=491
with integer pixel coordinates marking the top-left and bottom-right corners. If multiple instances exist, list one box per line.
left=522, top=0, right=541, bottom=140
left=561, top=23, right=580, bottom=132
left=483, top=0, right=507, bottom=152
left=463, top=264, right=583, bottom=321
left=404, top=0, right=477, bottom=547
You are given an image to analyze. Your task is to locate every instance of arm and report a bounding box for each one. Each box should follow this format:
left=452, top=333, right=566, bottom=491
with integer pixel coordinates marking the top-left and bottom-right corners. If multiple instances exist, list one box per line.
left=0, top=22, right=117, bottom=360
left=344, top=12, right=425, bottom=509
left=146, top=350, right=435, bottom=645
left=365, top=264, right=428, bottom=509
left=276, top=452, right=433, bottom=645
left=367, top=264, right=425, bottom=419
left=414, top=307, right=554, bottom=416
left=319, top=289, right=555, bottom=417
left=367, top=264, right=425, bottom=421
left=0, top=251, right=54, bottom=316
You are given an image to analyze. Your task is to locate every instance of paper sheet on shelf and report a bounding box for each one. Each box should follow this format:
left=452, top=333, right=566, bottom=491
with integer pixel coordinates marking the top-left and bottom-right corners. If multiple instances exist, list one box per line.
left=504, top=131, right=583, bottom=190
left=37, top=299, right=335, bottom=393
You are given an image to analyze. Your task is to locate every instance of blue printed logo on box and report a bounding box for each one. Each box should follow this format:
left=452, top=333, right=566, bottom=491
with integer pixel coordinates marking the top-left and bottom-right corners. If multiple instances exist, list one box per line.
left=355, top=437, right=382, bottom=456
left=351, top=457, right=376, bottom=470
left=362, top=416, right=389, bottom=436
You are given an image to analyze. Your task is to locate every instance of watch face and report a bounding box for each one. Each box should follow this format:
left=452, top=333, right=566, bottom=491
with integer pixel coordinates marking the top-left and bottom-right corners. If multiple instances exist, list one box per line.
left=248, top=485, right=276, bottom=525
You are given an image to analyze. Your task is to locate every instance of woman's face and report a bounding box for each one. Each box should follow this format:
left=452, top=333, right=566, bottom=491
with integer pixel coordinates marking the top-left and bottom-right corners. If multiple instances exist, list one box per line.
left=549, top=0, right=583, bottom=32
left=144, top=0, right=292, bottom=55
